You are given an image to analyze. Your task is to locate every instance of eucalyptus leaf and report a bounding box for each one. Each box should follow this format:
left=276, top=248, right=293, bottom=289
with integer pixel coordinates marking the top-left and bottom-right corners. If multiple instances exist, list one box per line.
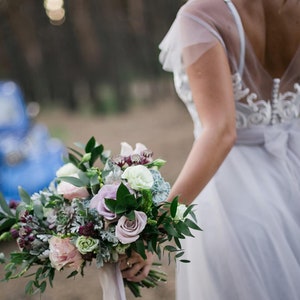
left=33, top=203, right=44, bottom=221
left=0, top=218, right=16, bottom=234
left=57, top=176, right=86, bottom=187
left=0, top=193, right=14, bottom=217
left=18, top=187, right=32, bottom=205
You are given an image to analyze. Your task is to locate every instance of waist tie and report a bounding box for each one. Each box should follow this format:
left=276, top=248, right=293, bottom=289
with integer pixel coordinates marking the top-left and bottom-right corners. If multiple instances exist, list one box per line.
left=235, top=119, right=300, bottom=188
left=236, top=119, right=300, bottom=157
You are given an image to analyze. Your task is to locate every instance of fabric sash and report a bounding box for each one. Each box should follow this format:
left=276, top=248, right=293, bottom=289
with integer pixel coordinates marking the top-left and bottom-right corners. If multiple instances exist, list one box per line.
left=98, top=263, right=127, bottom=300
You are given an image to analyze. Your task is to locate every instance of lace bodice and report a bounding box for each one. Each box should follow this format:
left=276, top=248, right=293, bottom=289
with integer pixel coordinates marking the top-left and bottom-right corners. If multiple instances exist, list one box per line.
left=174, top=68, right=300, bottom=138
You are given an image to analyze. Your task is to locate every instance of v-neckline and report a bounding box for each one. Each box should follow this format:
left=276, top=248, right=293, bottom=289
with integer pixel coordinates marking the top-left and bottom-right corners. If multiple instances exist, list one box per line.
left=225, top=0, right=300, bottom=81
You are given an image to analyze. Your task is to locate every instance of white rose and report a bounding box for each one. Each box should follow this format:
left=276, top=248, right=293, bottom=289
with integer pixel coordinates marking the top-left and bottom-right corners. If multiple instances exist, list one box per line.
left=56, top=163, right=79, bottom=177
left=174, top=204, right=187, bottom=222
left=121, top=165, right=154, bottom=190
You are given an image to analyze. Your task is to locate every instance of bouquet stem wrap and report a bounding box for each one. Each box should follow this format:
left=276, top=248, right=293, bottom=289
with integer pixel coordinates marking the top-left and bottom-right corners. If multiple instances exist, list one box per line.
left=99, top=263, right=126, bottom=300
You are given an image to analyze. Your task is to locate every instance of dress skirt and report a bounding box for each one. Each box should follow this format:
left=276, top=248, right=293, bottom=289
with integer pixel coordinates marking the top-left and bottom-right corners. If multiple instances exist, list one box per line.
left=176, top=119, right=300, bottom=300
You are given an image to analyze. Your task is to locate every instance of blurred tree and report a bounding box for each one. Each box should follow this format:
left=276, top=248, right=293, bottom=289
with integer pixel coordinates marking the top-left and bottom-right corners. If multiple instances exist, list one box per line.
left=0, top=0, right=184, bottom=113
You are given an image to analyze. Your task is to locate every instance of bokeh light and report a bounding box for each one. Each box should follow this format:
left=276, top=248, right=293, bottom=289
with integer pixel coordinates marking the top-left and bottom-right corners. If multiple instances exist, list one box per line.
left=44, top=0, right=65, bottom=26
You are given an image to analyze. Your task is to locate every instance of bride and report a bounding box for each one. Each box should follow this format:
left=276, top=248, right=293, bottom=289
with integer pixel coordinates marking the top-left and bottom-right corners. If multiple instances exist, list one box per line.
left=122, top=0, right=300, bottom=299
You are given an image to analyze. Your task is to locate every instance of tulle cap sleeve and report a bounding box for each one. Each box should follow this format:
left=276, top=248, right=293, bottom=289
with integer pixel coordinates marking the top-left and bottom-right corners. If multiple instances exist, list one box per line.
left=159, top=5, right=224, bottom=72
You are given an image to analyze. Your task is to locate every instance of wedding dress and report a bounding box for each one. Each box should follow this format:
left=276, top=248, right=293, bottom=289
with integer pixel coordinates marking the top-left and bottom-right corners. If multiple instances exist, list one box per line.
left=159, top=0, right=300, bottom=299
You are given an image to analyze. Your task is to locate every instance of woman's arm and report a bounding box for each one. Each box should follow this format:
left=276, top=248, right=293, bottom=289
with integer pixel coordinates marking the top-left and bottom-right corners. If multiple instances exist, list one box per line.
left=168, top=42, right=237, bottom=205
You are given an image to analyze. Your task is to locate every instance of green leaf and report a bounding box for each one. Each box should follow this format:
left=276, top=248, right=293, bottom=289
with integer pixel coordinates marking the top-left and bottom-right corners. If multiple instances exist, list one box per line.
left=67, top=147, right=83, bottom=159
left=33, top=203, right=44, bottom=221
left=68, top=153, right=81, bottom=168
left=57, top=176, right=86, bottom=187
left=156, top=211, right=167, bottom=226
left=18, top=187, right=32, bottom=205
left=78, top=171, right=90, bottom=186
left=170, top=196, right=178, bottom=218
left=25, top=280, right=34, bottom=295
left=183, top=204, right=195, bottom=218
left=184, top=218, right=202, bottom=231
left=174, top=237, right=182, bottom=249
left=180, top=259, right=191, bottom=263
left=125, top=210, right=136, bottom=221
left=85, top=136, right=96, bottom=153
left=40, top=281, right=47, bottom=293
left=0, top=193, right=14, bottom=217
left=164, top=245, right=178, bottom=252
left=175, top=251, right=184, bottom=259
left=104, top=198, right=117, bottom=212
left=175, top=221, right=194, bottom=237
left=0, top=218, right=16, bottom=237
left=134, top=239, right=147, bottom=259
left=67, top=270, right=78, bottom=278
left=90, top=144, right=104, bottom=166
left=163, top=223, right=179, bottom=238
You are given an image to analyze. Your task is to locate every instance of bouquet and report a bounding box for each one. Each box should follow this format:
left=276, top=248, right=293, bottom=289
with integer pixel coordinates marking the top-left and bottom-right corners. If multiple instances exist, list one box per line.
left=0, top=137, right=201, bottom=299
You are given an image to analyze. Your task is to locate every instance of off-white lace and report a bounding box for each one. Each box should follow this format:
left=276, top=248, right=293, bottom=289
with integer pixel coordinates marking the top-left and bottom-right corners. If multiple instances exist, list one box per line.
left=173, top=69, right=300, bottom=138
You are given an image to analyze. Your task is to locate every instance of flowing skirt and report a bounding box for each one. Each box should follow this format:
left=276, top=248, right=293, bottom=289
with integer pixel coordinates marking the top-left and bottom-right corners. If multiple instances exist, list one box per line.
left=176, top=120, right=300, bottom=300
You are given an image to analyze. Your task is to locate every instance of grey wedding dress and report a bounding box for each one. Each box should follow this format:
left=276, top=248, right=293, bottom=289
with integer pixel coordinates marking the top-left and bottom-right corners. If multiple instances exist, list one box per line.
left=159, top=0, right=300, bottom=299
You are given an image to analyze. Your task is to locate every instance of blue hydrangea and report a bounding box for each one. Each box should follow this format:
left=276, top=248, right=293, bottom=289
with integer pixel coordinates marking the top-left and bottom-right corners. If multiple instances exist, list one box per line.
left=150, top=169, right=171, bottom=205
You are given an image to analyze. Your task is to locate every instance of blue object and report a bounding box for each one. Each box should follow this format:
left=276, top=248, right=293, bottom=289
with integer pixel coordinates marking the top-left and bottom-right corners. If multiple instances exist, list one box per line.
left=0, top=81, right=66, bottom=202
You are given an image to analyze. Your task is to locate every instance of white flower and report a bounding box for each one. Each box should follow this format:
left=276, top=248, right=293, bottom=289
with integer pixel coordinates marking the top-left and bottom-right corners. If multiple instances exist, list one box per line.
left=120, top=142, right=147, bottom=156
left=174, top=204, right=187, bottom=222
left=56, top=163, right=80, bottom=177
left=121, top=165, right=154, bottom=190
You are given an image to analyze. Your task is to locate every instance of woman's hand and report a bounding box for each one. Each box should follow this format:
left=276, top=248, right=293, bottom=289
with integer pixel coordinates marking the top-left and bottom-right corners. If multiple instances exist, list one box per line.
left=120, top=251, right=154, bottom=282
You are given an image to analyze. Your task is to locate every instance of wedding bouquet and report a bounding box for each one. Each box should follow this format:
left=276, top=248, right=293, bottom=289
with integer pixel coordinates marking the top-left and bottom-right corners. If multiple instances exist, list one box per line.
left=0, top=137, right=201, bottom=298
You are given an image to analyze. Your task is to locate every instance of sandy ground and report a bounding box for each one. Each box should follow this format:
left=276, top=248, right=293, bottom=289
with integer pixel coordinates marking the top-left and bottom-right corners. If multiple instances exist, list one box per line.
left=0, top=98, right=194, bottom=300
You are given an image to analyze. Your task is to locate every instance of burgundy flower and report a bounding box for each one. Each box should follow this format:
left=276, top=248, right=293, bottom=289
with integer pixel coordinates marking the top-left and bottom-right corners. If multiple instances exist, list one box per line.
left=78, top=222, right=96, bottom=237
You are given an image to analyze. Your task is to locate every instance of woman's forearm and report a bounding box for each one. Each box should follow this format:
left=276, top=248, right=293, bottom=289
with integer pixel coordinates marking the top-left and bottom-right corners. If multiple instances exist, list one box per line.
left=168, top=125, right=236, bottom=205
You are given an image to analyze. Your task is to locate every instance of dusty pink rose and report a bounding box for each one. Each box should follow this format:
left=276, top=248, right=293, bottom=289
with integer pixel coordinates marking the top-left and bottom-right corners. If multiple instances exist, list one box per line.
left=57, top=179, right=89, bottom=201
left=89, top=184, right=119, bottom=220
left=49, top=236, right=83, bottom=271
left=115, top=210, right=147, bottom=244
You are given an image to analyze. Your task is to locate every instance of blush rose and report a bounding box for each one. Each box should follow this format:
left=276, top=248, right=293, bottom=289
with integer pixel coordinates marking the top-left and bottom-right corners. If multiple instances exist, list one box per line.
left=115, top=210, right=147, bottom=244
left=57, top=180, right=89, bottom=201
left=49, top=236, right=83, bottom=271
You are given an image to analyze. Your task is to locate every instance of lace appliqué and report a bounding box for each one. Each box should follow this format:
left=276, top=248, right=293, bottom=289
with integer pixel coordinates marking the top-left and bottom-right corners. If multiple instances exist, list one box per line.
left=173, top=69, right=300, bottom=136
left=233, top=73, right=300, bottom=128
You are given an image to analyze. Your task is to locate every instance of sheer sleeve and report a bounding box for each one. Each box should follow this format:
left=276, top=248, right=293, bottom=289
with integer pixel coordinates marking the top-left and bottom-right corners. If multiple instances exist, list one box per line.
left=159, top=2, right=226, bottom=72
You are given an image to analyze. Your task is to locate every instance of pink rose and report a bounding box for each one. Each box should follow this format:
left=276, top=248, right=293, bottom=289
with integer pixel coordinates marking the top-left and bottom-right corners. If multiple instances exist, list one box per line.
left=49, top=236, right=83, bottom=271
left=115, top=210, right=147, bottom=244
left=57, top=179, right=89, bottom=201
left=89, top=184, right=119, bottom=220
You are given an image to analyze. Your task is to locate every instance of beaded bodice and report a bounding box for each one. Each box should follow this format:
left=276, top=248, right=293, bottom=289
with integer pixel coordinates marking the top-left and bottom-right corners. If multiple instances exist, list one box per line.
left=174, top=69, right=300, bottom=138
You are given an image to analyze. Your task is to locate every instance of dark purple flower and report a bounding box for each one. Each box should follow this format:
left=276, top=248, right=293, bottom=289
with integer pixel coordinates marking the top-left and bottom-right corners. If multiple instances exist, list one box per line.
left=19, top=210, right=29, bottom=223
left=10, top=228, right=19, bottom=239
left=8, top=200, right=19, bottom=210
left=79, top=222, right=96, bottom=237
